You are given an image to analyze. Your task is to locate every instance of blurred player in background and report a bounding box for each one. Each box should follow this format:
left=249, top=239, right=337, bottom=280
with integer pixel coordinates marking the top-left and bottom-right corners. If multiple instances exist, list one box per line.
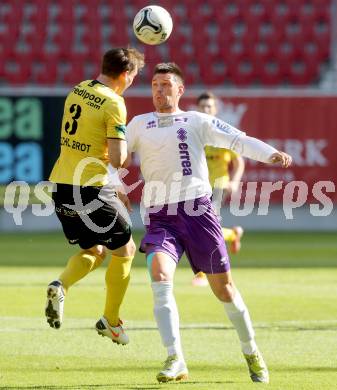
left=126, top=62, right=291, bottom=383
left=46, top=48, right=144, bottom=345
left=192, top=92, right=245, bottom=287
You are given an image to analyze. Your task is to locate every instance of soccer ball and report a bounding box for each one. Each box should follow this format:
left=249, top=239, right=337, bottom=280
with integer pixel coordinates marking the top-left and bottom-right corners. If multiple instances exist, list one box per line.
left=133, top=5, right=173, bottom=45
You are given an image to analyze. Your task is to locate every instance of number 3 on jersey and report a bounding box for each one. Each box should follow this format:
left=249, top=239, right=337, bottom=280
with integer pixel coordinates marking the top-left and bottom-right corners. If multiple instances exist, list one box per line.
left=65, top=104, right=82, bottom=135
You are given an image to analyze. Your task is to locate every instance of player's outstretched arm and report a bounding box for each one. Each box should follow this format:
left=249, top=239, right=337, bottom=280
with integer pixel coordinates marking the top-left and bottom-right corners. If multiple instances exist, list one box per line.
left=232, top=135, right=293, bottom=167
left=202, top=115, right=293, bottom=168
left=268, top=151, right=292, bottom=168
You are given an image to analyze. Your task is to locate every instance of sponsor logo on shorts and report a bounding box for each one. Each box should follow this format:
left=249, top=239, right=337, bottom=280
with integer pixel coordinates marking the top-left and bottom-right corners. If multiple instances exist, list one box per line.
left=55, top=205, right=92, bottom=216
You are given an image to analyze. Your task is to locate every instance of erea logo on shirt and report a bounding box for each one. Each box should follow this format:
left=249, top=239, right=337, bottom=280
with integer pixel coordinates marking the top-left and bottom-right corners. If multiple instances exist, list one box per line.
left=176, top=128, right=192, bottom=176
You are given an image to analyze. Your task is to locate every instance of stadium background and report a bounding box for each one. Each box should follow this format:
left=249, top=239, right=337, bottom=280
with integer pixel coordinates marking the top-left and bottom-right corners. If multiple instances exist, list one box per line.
left=0, top=0, right=336, bottom=231
left=0, top=1, right=337, bottom=389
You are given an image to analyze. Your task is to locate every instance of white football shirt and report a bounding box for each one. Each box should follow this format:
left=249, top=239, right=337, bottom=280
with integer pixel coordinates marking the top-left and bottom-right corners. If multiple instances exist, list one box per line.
left=126, top=110, right=276, bottom=206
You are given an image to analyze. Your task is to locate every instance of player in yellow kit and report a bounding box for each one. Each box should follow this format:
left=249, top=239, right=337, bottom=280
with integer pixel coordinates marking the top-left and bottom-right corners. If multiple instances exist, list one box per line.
left=46, top=48, right=144, bottom=344
left=192, top=92, right=245, bottom=287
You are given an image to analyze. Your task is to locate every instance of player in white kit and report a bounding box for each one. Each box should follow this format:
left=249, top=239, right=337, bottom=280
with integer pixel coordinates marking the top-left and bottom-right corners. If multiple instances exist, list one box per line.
left=126, top=63, right=291, bottom=384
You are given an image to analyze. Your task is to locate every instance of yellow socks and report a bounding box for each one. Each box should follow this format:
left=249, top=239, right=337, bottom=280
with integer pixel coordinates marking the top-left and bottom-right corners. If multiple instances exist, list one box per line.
left=59, top=250, right=105, bottom=292
left=222, top=227, right=237, bottom=242
left=104, top=255, right=133, bottom=327
left=59, top=251, right=133, bottom=326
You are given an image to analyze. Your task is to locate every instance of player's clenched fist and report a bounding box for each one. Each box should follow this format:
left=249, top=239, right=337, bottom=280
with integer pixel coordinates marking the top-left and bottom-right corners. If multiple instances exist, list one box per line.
left=269, top=152, right=292, bottom=168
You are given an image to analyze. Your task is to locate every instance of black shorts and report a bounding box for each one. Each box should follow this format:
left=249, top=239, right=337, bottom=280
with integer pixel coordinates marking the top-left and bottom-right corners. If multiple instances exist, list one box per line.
left=52, top=184, right=131, bottom=250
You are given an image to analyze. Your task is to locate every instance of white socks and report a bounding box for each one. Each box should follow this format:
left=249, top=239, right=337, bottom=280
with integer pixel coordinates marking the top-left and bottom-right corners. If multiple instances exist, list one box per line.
left=224, top=289, right=257, bottom=355
left=151, top=281, right=184, bottom=359
left=151, top=281, right=256, bottom=357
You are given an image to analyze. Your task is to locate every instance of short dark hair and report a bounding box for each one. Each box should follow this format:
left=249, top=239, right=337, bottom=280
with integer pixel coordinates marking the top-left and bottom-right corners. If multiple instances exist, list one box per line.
left=101, top=48, right=145, bottom=78
left=196, top=91, right=217, bottom=104
left=153, top=62, right=184, bottom=83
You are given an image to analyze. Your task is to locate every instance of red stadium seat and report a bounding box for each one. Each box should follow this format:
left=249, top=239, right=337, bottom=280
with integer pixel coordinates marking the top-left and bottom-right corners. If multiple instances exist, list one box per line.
left=1, top=2, right=23, bottom=27
left=87, top=62, right=101, bottom=80
left=21, top=23, right=47, bottom=51
left=247, top=0, right=275, bottom=22
left=1, top=0, right=331, bottom=87
left=35, top=62, right=58, bottom=85
left=228, top=58, right=258, bottom=86
left=26, top=0, right=48, bottom=25
left=313, top=22, right=331, bottom=58
left=183, top=64, right=201, bottom=86
left=107, top=20, right=130, bottom=47
left=54, top=2, right=75, bottom=24
left=275, top=42, right=302, bottom=65
left=10, top=49, right=36, bottom=65
left=224, top=40, right=248, bottom=64
left=62, top=62, right=86, bottom=85
left=49, top=26, right=75, bottom=60
left=258, top=59, right=283, bottom=85
left=0, top=61, right=5, bottom=79
left=143, top=46, right=165, bottom=67
left=4, top=62, right=32, bottom=85
left=66, top=48, right=93, bottom=63
left=200, top=61, right=228, bottom=85
left=286, top=60, right=319, bottom=85
left=189, top=3, right=217, bottom=25
left=215, top=1, right=242, bottom=24
left=134, top=65, right=152, bottom=85
left=0, top=23, right=20, bottom=47
left=104, top=2, right=128, bottom=21
left=247, top=40, right=276, bottom=63
left=0, top=41, right=12, bottom=60
left=168, top=44, right=194, bottom=66
left=36, top=49, right=63, bottom=64
left=80, top=29, right=102, bottom=53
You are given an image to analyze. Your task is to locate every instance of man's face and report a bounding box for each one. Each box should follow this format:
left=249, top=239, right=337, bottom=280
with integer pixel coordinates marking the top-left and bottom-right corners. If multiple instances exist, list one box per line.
left=197, top=98, right=217, bottom=116
left=151, top=73, right=184, bottom=112
left=124, top=66, right=138, bottom=90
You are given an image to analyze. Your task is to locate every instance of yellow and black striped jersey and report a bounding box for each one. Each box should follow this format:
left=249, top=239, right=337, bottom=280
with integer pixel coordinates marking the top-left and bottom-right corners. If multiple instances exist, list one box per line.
left=49, top=80, right=126, bottom=186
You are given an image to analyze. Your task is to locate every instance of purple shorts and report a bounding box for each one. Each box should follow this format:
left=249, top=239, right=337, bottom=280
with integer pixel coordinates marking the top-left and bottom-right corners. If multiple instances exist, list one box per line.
left=140, top=196, right=230, bottom=274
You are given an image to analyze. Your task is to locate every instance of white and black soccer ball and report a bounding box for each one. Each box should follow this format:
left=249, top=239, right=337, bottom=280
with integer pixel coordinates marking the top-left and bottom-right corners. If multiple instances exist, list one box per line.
left=133, top=5, right=173, bottom=45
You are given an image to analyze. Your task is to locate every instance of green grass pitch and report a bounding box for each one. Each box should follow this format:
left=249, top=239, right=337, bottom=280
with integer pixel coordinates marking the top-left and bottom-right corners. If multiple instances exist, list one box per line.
left=0, top=231, right=336, bottom=389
